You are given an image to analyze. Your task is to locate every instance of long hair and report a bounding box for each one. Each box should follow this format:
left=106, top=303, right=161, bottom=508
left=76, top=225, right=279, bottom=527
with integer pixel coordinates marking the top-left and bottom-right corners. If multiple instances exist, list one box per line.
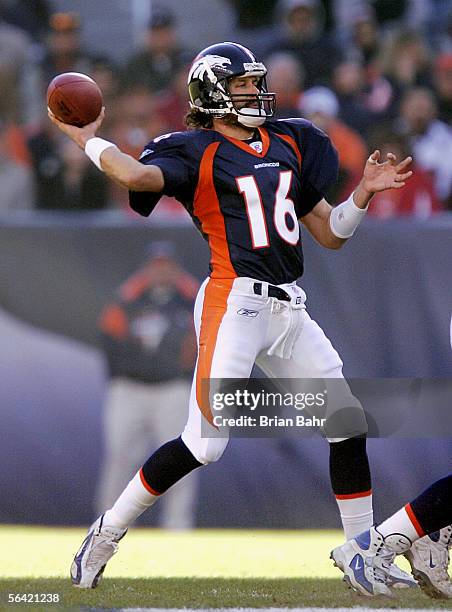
left=184, top=107, right=240, bottom=130
left=184, top=108, right=213, bottom=129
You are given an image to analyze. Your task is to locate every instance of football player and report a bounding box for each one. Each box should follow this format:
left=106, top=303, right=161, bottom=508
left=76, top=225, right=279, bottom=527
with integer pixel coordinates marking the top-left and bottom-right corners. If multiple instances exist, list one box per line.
left=49, top=42, right=415, bottom=589
left=331, top=474, right=452, bottom=598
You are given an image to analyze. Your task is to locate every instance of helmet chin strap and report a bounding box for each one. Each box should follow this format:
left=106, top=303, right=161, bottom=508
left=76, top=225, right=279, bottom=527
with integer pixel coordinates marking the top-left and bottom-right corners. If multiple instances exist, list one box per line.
left=235, top=108, right=266, bottom=127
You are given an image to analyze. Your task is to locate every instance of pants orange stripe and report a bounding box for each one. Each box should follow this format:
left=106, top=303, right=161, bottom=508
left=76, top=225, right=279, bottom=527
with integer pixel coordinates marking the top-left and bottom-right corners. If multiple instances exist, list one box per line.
left=196, top=278, right=234, bottom=426
left=405, top=502, right=425, bottom=537
left=335, top=488, right=372, bottom=500
left=139, top=467, right=161, bottom=496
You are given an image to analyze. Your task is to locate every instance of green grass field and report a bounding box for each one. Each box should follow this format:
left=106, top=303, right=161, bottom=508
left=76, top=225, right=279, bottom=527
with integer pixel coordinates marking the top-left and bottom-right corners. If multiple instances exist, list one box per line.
left=0, top=525, right=450, bottom=610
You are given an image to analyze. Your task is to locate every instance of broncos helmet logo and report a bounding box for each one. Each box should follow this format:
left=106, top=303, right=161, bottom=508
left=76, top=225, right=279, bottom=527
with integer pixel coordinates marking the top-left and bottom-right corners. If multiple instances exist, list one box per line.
left=188, top=55, right=232, bottom=84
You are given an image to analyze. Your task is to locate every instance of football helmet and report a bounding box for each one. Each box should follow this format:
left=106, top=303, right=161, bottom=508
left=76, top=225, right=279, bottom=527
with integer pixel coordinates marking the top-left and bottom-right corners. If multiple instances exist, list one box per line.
left=188, top=42, right=276, bottom=127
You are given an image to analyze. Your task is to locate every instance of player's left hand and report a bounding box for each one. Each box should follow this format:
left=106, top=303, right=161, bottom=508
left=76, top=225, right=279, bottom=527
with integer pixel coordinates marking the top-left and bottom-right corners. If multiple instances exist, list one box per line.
left=47, top=106, right=105, bottom=150
left=361, top=150, right=413, bottom=193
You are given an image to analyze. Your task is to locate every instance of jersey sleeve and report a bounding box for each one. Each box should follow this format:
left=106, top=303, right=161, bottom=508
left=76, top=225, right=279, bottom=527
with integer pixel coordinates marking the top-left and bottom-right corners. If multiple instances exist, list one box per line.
left=129, top=132, right=199, bottom=217
left=281, top=119, right=339, bottom=217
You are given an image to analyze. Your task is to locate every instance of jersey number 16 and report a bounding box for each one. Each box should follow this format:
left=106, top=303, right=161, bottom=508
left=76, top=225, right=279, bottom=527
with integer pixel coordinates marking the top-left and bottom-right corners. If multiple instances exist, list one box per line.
left=236, top=170, right=300, bottom=249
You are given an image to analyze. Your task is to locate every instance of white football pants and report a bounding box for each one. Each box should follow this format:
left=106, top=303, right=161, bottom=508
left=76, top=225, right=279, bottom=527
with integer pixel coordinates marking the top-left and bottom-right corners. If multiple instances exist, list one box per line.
left=181, top=277, right=367, bottom=464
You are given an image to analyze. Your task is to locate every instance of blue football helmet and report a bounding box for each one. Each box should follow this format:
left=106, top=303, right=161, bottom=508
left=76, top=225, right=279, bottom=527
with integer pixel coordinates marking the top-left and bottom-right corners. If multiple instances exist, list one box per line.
left=188, top=42, right=276, bottom=127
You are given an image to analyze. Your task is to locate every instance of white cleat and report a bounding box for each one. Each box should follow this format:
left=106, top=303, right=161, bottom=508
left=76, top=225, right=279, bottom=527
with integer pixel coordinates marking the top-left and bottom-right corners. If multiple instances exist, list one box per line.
left=331, top=527, right=394, bottom=597
left=386, top=562, right=418, bottom=589
left=70, top=514, right=127, bottom=588
left=405, top=526, right=452, bottom=599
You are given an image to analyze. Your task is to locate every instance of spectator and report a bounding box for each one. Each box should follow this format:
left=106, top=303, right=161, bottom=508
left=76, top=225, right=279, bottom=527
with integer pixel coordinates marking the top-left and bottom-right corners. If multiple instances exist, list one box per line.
left=424, top=0, right=451, bottom=53
left=265, top=0, right=342, bottom=88
left=85, top=57, right=123, bottom=138
left=0, top=13, right=32, bottom=122
left=96, top=242, right=199, bottom=529
left=331, top=60, right=374, bottom=136
left=224, top=0, right=280, bottom=59
left=0, top=0, right=51, bottom=44
left=0, top=119, right=33, bottom=212
left=154, top=59, right=192, bottom=132
left=226, top=0, right=279, bottom=29
left=266, top=52, right=304, bottom=118
left=433, top=53, right=452, bottom=124
left=300, top=86, right=367, bottom=200
left=369, top=0, right=413, bottom=30
left=108, top=86, right=170, bottom=209
left=59, top=140, right=110, bottom=210
left=348, top=6, right=381, bottom=67
left=380, top=30, right=432, bottom=104
left=121, top=7, right=186, bottom=94
left=366, top=129, right=441, bottom=218
left=3, top=118, right=30, bottom=166
left=396, top=87, right=452, bottom=206
left=28, top=11, right=108, bottom=123
left=27, top=122, right=109, bottom=210
left=334, top=7, right=396, bottom=124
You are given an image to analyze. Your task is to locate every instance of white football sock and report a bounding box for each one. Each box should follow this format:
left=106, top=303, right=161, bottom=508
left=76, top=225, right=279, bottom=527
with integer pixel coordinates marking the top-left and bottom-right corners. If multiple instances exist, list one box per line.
left=103, top=471, right=159, bottom=529
left=378, top=505, right=422, bottom=542
left=336, top=492, right=373, bottom=539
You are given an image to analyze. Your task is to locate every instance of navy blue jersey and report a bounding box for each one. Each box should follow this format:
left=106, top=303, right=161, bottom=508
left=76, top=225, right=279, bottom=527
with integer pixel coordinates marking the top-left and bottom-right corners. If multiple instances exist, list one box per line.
left=129, top=119, right=338, bottom=284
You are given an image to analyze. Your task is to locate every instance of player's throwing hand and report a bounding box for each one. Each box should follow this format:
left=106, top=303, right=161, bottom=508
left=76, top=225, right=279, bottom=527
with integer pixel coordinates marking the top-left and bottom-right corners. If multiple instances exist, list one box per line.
left=361, top=150, right=413, bottom=193
left=48, top=107, right=105, bottom=150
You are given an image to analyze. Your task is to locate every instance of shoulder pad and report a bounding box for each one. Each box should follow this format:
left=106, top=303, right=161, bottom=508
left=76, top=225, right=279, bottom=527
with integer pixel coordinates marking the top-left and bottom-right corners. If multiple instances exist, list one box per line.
left=140, top=130, right=206, bottom=160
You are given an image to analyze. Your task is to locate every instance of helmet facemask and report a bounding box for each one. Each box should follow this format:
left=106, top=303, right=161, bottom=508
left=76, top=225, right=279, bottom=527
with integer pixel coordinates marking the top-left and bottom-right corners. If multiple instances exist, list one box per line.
left=224, top=74, right=276, bottom=127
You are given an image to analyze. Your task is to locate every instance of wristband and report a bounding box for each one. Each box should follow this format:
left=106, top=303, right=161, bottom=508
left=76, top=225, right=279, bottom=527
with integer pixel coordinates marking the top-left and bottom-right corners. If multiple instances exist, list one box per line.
left=329, top=192, right=369, bottom=239
left=85, top=137, right=117, bottom=171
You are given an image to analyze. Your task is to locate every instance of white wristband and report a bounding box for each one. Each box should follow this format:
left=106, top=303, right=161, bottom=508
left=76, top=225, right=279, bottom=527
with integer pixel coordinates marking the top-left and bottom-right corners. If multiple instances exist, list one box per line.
left=329, top=192, right=369, bottom=239
left=85, top=137, right=117, bottom=171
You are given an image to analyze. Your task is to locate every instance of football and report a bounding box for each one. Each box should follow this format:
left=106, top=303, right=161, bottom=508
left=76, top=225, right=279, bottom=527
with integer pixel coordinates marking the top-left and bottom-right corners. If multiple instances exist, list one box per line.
left=47, top=72, right=103, bottom=127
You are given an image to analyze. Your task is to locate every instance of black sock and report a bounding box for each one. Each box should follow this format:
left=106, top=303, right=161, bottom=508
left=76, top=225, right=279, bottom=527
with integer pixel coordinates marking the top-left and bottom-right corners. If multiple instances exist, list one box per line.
left=141, top=436, right=203, bottom=495
left=329, top=437, right=371, bottom=495
left=410, top=474, right=452, bottom=535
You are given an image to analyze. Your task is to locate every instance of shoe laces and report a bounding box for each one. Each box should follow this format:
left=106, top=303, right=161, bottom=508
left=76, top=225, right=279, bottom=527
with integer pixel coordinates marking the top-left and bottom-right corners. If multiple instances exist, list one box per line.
left=86, top=529, right=120, bottom=569
left=370, top=529, right=395, bottom=584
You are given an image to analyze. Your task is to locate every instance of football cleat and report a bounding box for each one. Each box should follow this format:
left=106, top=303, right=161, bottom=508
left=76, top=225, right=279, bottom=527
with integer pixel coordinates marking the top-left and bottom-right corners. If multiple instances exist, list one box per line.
left=404, top=525, right=452, bottom=599
left=71, top=514, right=127, bottom=588
left=386, top=561, right=417, bottom=588
left=331, top=527, right=394, bottom=596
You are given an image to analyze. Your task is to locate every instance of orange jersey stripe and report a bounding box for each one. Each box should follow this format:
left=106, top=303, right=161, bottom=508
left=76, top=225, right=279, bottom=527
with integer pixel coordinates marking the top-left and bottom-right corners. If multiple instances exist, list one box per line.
left=405, top=503, right=425, bottom=537
left=335, top=489, right=372, bottom=500
left=194, top=141, right=236, bottom=279
left=223, top=127, right=270, bottom=158
left=139, top=468, right=161, bottom=496
left=196, top=278, right=234, bottom=425
left=275, top=133, right=302, bottom=172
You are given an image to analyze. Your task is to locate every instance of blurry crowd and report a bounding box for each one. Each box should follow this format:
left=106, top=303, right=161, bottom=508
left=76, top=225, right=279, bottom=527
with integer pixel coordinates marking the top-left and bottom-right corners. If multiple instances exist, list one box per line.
left=1, top=0, right=451, bottom=218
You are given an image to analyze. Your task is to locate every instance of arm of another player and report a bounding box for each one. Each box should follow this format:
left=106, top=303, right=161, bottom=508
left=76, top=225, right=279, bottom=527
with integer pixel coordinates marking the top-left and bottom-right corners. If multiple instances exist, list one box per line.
left=301, top=150, right=413, bottom=249
left=48, top=108, right=164, bottom=192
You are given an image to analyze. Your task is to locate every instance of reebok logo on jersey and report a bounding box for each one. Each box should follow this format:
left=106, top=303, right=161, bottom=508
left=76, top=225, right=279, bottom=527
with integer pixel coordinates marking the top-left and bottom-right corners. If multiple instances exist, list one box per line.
left=254, top=162, right=280, bottom=169
left=237, top=308, right=259, bottom=317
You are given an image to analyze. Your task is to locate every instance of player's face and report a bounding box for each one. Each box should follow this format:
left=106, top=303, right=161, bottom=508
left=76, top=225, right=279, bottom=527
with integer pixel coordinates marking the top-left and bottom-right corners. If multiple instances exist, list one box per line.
left=228, top=76, right=260, bottom=109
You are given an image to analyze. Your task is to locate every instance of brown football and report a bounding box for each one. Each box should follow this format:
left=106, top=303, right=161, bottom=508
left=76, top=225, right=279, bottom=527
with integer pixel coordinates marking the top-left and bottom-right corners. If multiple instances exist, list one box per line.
left=47, top=72, right=103, bottom=127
